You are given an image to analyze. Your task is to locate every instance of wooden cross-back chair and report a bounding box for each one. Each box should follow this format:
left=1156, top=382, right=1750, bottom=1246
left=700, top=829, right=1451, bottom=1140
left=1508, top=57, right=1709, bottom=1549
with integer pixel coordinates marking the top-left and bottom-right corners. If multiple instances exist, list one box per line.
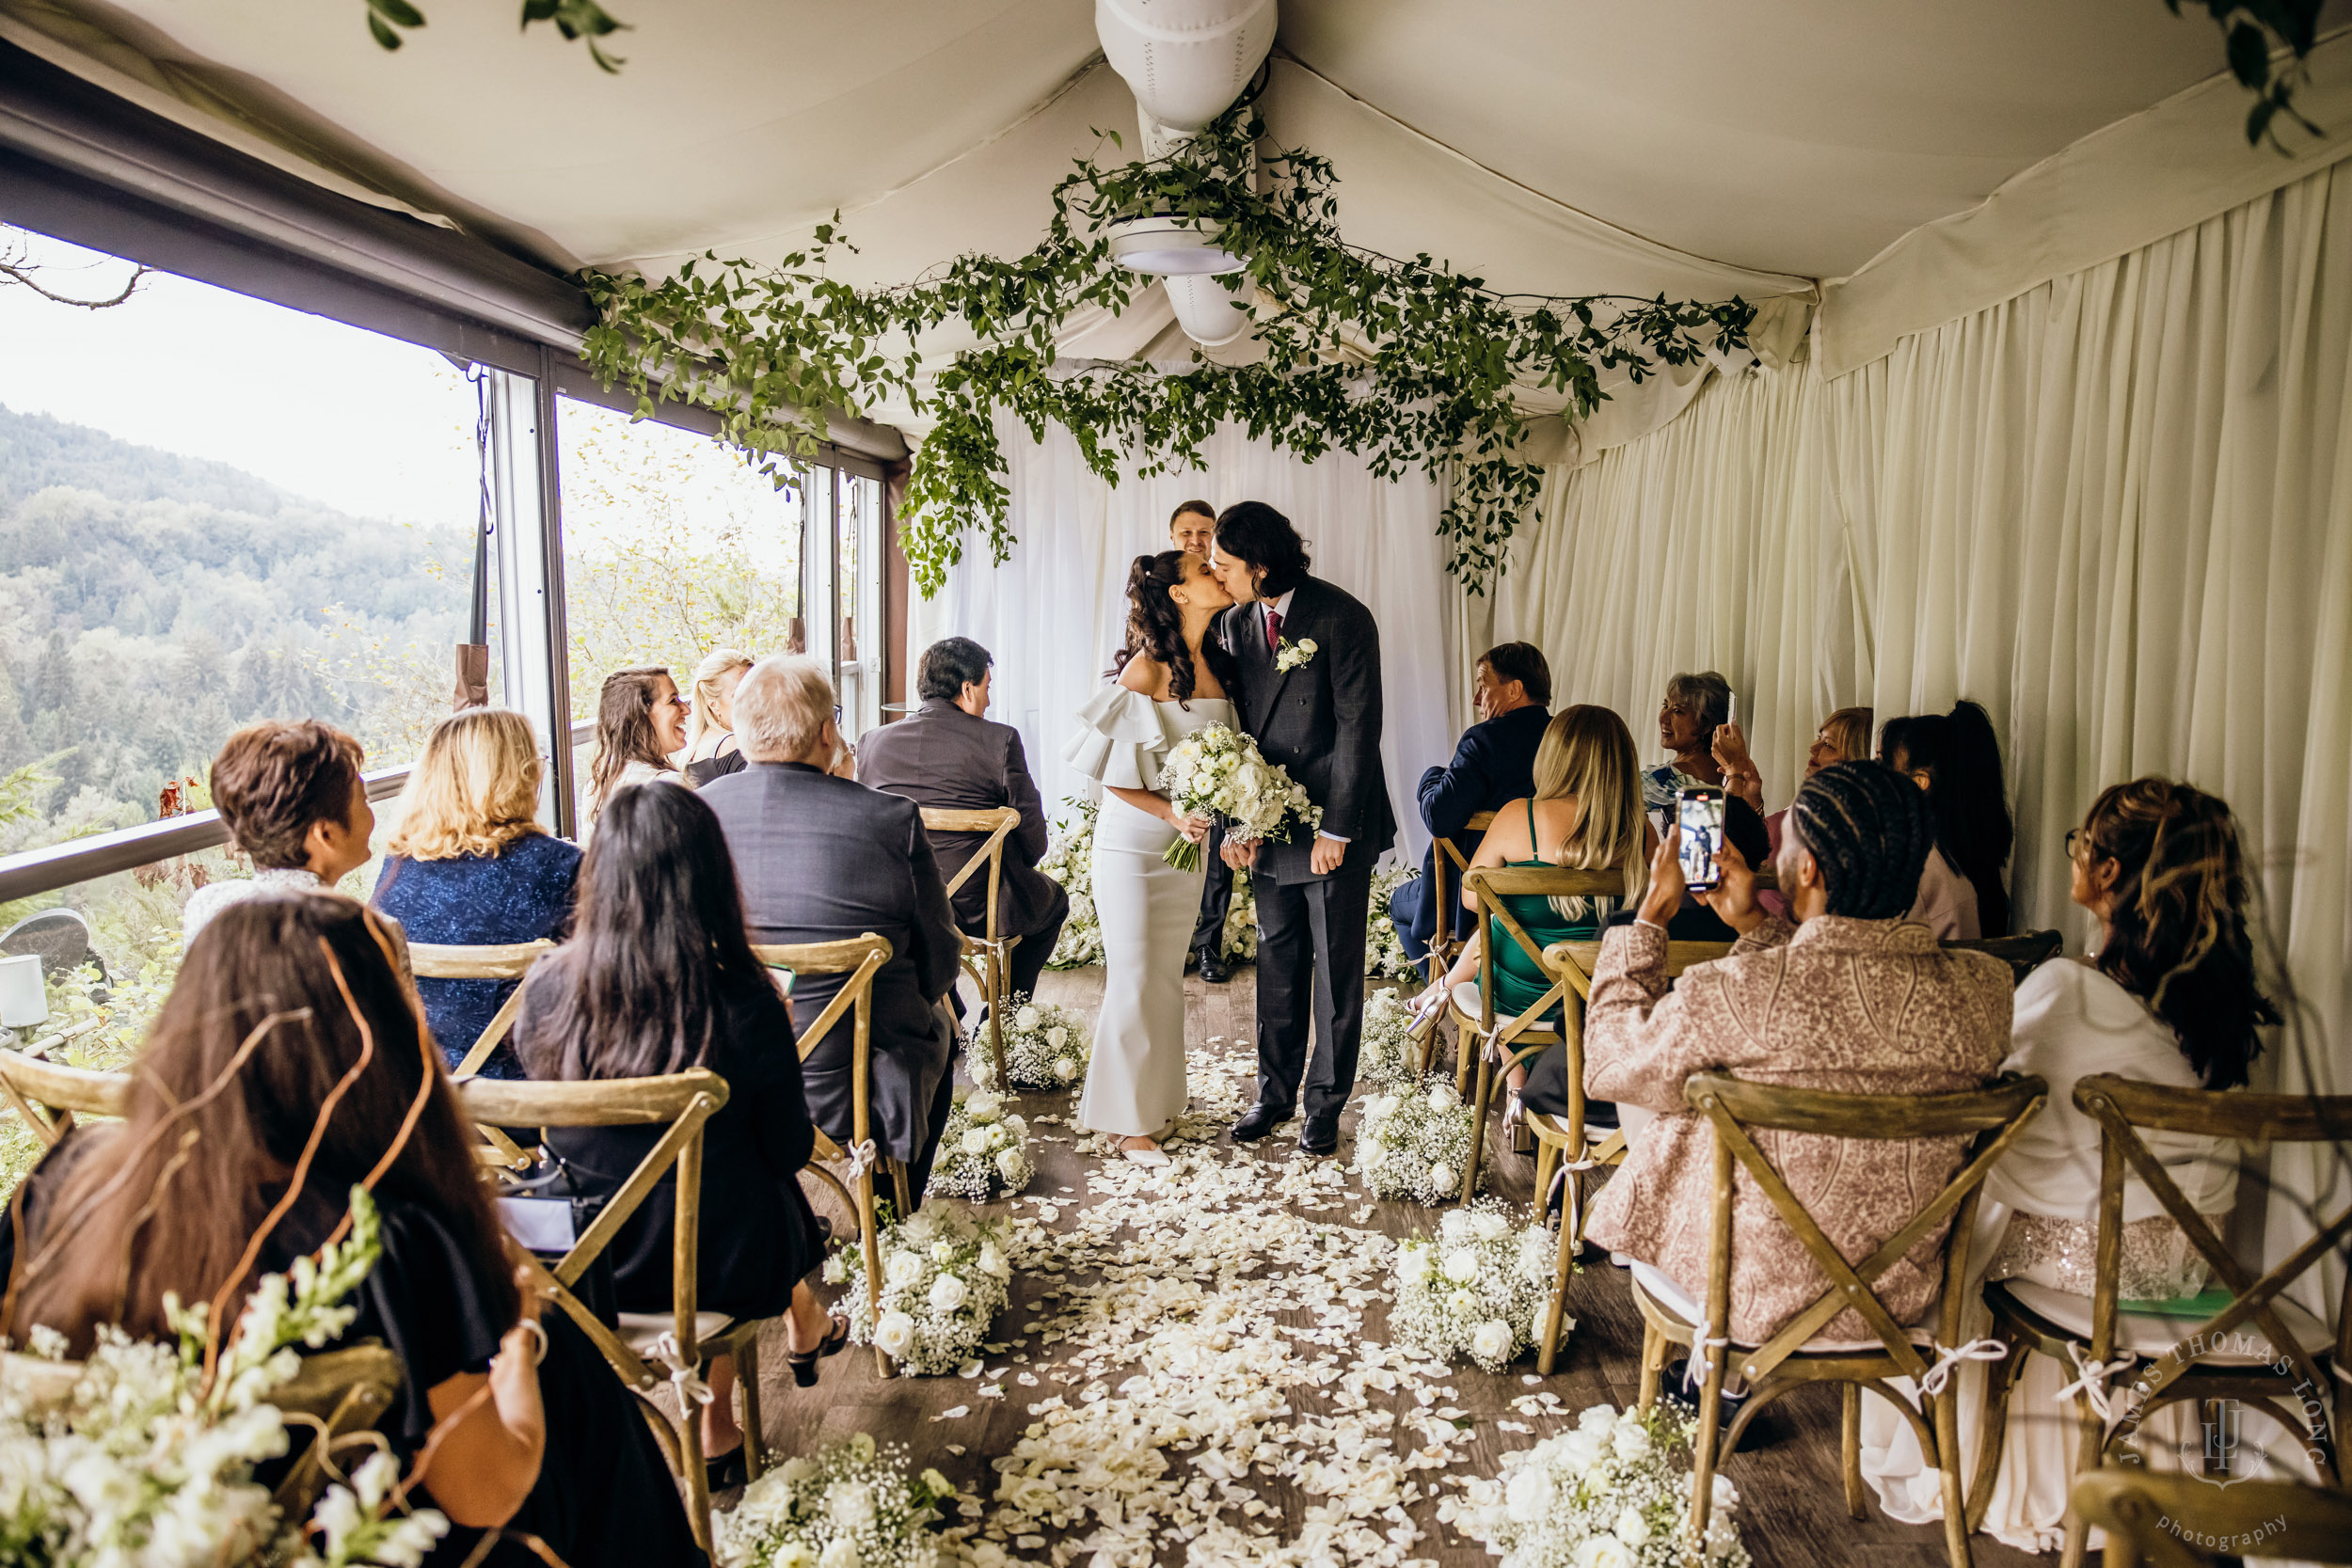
left=751, top=932, right=902, bottom=1234
left=1634, top=1070, right=2049, bottom=1568
left=461, top=1069, right=738, bottom=1550
left=1943, top=928, right=2064, bottom=987
left=919, top=807, right=1023, bottom=1091
left=0, top=1049, right=130, bottom=1149
left=1975, top=1073, right=2352, bottom=1568
left=2073, top=1471, right=2352, bottom=1566
left=409, top=939, right=557, bottom=1169
left=1420, top=809, right=1497, bottom=987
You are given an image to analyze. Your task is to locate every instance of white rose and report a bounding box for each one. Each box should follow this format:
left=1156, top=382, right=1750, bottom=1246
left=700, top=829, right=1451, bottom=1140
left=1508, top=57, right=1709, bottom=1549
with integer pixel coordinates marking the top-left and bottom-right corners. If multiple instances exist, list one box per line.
left=828, top=1481, right=873, bottom=1529
left=1471, top=1211, right=1509, bottom=1242
left=1450, top=1288, right=1478, bottom=1316
left=1573, top=1538, right=1634, bottom=1568
left=931, top=1241, right=957, bottom=1264
left=994, top=1148, right=1027, bottom=1183
left=1503, top=1465, right=1549, bottom=1524
left=1426, top=1082, right=1456, bottom=1112
left=1427, top=1162, right=1455, bottom=1195
left=978, top=1240, right=1009, bottom=1278
left=873, top=1311, right=915, bottom=1357
left=885, top=1251, right=927, bottom=1289
left=820, top=1254, right=847, bottom=1285
left=1470, top=1319, right=1514, bottom=1365
left=1578, top=1403, right=1619, bottom=1433
left=929, top=1273, right=969, bottom=1312
left=819, top=1541, right=861, bottom=1568
left=1614, top=1506, right=1651, bottom=1547
left=1052, top=1057, right=1078, bottom=1082
left=1611, top=1421, right=1652, bottom=1462
left=962, top=1128, right=993, bottom=1156
left=1711, top=1473, right=1740, bottom=1510
left=1439, top=1209, right=1473, bottom=1243
left=1441, top=1248, right=1483, bottom=1284
left=1046, top=1024, right=1069, bottom=1049
left=773, top=1545, right=817, bottom=1568
left=1395, top=1246, right=1433, bottom=1287
left=1015, top=1006, right=1041, bottom=1031
left=1559, top=1429, right=1605, bottom=1470
left=967, top=1090, right=1001, bottom=1118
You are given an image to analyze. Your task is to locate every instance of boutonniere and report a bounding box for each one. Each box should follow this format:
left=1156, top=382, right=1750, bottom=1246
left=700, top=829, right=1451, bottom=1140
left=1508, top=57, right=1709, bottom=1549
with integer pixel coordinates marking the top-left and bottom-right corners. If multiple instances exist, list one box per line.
left=1275, top=637, right=1319, bottom=673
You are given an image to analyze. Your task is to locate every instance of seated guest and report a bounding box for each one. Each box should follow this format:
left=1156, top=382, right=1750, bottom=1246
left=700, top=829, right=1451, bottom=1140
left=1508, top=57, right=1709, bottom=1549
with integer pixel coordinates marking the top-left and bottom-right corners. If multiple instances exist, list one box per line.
left=1710, top=705, right=1873, bottom=920
left=1862, top=776, right=2275, bottom=1549
left=585, top=665, right=686, bottom=830
left=1643, top=670, right=1730, bottom=818
left=700, top=656, right=962, bottom=1199
left=1882, top=700, right=2013, bottom=936
left=1391, top=641, right=1553, bottom=970
left=1, top=894, right=701, bottom=1566
left=857, top=636, right=1068, bottom=1009
left=515, top=783, right=848, bottom=1488
left=373, top=707, right=580, bottom=1078
left=680, top=646, right=754, bottom=788
left=1583, top=760, right=2011, bottom=1353
left=183, top=720, right=391, bottom=950
left=1407, top=705, right=1648, bottom=1130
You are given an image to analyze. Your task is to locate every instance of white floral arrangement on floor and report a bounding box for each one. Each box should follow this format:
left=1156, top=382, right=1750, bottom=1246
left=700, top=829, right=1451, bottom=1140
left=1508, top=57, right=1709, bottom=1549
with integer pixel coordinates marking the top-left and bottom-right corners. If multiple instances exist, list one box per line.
left=1038, top=798, right=1104, bottom=970
left=1355, top=1075, right=1478, bottom=1203
left=714, top=1430, right=955, bottom=1568
left=0, top=1185, right=449, bottom=1568
left=1439, top=1402, right=1751, bottom=1567
left=1357, top=990, right=1422, bottom=1090
left=1391, top=1200, right=1557, bottom=1372
left=922, top=1089, right=1033, bottom=1202
left=832, top=1202, right=1014, bottom=1376
left=1218, top=868, right=1258, bottom=962
left=1366, top=864, right=1421, bottom=982
left=1157, top=722, right=1322, bottom=872
left=970, top=995, right=1091, bottom=1092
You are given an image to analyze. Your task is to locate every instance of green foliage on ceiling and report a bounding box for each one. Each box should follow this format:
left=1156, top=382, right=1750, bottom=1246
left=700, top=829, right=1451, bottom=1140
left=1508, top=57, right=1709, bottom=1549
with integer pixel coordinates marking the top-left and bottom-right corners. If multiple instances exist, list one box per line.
left=2167, top=0, right=2329, bottom=149
left=579, top=105, right=1755, bottom=597
left=362, top=0, right=629, bottom=72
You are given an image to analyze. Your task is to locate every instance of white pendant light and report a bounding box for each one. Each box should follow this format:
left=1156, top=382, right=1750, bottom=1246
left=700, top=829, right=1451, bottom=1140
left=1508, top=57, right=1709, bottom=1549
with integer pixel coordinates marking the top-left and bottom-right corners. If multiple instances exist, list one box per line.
left=1095, top=0, right=1277, bottom=134
left=1163, top=273, right=1255, bottom=346
left=1107, top=214, right=1247, bottom=277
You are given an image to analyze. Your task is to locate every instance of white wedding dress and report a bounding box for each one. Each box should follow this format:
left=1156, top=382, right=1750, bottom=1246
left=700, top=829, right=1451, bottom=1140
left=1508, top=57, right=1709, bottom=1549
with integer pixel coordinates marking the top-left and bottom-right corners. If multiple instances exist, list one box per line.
left=1063, top=684, right=1232, bottom=1138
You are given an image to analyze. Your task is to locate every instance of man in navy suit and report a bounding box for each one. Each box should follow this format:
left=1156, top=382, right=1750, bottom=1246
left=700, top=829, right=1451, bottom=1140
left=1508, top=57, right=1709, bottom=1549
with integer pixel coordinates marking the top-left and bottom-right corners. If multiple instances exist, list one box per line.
left=1391, top=643, right=1552, bottom=973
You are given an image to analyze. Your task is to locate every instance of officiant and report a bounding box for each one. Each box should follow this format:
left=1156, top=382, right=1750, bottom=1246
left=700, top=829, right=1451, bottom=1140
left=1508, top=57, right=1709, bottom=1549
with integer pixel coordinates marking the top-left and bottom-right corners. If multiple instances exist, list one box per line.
left=1171, top=499, right=1240, bottom=983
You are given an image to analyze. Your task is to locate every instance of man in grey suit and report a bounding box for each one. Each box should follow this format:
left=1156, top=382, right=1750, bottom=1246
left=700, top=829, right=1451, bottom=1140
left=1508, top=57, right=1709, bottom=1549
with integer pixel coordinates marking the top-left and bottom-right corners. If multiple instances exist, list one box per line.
left=1209, top=501, right=1395, bottom=1156
left=700, top=655, right=963, bottom=1200
left=857, top=636, right=1068, bottom=1006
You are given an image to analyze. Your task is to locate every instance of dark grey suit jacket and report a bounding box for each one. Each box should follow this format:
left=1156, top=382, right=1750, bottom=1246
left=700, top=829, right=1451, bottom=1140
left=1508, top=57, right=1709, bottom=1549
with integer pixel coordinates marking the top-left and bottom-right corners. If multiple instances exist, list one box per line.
left=698, top=762, right=961, bottom=1163
left=855, top=699, right=1059, bottom=941
left=1216, top=574, right=1396, bottom=883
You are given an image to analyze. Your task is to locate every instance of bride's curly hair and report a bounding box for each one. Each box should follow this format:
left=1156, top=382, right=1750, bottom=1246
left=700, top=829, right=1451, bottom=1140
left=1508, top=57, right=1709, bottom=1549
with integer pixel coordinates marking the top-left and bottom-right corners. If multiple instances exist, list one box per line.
left=1110, top=550, right=1233, bottom=708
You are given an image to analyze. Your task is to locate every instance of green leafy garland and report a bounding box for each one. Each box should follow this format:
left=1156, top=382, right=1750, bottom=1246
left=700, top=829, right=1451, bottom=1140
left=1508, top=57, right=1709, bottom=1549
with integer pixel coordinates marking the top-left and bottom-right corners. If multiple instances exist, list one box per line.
left=363, top=0, right=628, bottom=70
left=2165, top=0, right=2328, bottom=149
left=580, top=106, right=1755, bottom=595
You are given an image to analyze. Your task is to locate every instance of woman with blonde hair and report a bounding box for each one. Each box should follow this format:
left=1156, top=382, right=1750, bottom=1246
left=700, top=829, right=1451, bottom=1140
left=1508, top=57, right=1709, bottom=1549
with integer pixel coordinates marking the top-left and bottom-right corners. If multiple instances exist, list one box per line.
left=373, top=706, right=580, bottom=1076
left=1410, top=705, right=1653, bottom=1131
left=680, top=646, right=754, bottom=788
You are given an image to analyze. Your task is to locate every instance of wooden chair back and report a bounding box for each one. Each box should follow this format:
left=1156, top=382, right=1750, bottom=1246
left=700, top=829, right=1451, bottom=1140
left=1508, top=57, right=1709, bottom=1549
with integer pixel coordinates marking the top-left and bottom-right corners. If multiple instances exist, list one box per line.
left=0, top=1050, right=131, bottom=1149
left=920, top=807, right=1023, bottom=1088
left=1943, top=928, right=2063, bottom=986
left=2073, top=1471, right=2352, bottom=1565
left=407, top=939, right=558, bottom=1078
left=1422, top=809, right=1498, bottom=982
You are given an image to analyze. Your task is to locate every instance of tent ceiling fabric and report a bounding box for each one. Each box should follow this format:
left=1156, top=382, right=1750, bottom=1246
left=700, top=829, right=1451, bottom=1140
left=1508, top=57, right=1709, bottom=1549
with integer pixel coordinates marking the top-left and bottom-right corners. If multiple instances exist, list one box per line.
left=6, top=0, right=2287, bottom=305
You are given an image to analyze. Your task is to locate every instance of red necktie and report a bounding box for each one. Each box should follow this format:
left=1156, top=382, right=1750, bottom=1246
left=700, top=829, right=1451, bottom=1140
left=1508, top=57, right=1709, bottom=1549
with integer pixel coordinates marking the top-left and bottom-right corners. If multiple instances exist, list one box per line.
left=1265, top=606, right=1282, bottom=653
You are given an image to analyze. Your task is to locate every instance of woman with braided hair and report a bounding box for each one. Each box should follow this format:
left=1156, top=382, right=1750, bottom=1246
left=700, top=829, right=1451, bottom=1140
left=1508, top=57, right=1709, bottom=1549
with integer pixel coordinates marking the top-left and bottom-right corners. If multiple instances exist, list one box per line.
left=1579, top=759, right=2012, bottom=1353
left=1861, top=777, right=2280, bottom=1550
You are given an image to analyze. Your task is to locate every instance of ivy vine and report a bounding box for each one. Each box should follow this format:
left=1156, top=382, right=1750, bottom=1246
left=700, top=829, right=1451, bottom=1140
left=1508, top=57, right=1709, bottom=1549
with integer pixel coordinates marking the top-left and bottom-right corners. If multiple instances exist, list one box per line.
left=363, top=0, right=628, bottom=71
left=580, top=106, right=1755, bottom=596
left=2166, top=0, right=2328, bottom=149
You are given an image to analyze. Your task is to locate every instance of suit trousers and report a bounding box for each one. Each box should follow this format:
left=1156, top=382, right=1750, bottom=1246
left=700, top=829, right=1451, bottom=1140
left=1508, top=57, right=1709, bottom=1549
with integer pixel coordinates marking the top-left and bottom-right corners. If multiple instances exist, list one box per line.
left=1250, top=854, right=1375, bottom=1119
left=1191, top=819, right=1233, bottom=955
left=1008, top=883, right=1070, bottom=1002
left=901, top=1002, right=961, bottom=1209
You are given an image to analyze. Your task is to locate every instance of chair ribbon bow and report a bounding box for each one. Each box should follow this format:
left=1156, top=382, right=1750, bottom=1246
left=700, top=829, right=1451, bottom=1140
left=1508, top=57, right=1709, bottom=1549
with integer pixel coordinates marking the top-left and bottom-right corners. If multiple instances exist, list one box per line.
left=650, top=1331, right=714, bottom=1408
left=1918, top=1338, right=2008, bottom=1398
left=843, top=1138, right=881, bottom=1182
left=1682, top=1321, right=1734, bottom=1393
left=2055, top=1341, right=2135, bottom=1425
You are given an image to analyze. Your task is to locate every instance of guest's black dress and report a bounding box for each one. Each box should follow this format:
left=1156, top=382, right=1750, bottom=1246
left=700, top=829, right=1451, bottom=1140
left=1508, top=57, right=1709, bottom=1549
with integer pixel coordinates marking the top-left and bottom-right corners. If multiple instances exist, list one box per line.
left=513, top=961, right=826, bottom=1317
left=0, top=1135, right=704, bottom=1568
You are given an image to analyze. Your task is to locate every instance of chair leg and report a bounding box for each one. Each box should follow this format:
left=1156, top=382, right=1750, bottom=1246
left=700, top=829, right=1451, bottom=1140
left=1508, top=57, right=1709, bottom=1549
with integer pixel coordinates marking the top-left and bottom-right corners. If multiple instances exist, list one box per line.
left=1842, top=1383, right=1867, bottom=1519
left=1965, top=1342, right=2027, bottom=1532
left=2058, top=1371, right=2106, bottom=1568
left=1637, top=1323, right=1665, bottom=1412
left=1459, top=1037, right=1496, bottom=1205
left=1531, top=1140, right=1558, bottom=1230
left=1454, top=1018, right=1477, bottom=1100
left=1931, top=1386, right=1975, bottom=1568
left=1689, top=1337, right=1729, bottom=1541
left=737, top=1330, right=767, bottom=1482
left=986, top=945, right=1009, bottom=1090
left=1536, top=1193, right=1577, bottom=1376
left=857, top=1166, right=891, bottom=1381
left=679, top=1385, right=712, bottom=1553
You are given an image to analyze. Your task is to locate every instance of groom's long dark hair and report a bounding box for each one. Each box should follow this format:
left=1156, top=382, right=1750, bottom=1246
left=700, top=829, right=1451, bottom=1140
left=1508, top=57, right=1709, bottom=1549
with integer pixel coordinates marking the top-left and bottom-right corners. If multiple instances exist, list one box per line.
left=1112, top=551, right=1235, bottom=709
left=1214, top=501, right=1311, bottom=596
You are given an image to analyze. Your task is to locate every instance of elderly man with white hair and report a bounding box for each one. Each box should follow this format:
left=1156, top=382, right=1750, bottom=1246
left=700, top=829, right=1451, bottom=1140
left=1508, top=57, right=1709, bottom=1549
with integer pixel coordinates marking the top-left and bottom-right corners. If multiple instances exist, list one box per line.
left=699, top=655, right=964, bottom=1201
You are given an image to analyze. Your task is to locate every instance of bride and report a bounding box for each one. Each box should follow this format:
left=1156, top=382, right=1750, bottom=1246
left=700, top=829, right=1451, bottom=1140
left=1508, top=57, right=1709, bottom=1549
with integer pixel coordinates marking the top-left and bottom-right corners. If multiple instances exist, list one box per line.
left=1063, top=550, right=1236, bottom=1164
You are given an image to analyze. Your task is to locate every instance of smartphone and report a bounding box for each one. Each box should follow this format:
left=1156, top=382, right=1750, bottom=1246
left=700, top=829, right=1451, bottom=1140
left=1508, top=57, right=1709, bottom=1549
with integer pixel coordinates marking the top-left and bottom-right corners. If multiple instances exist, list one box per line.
left=1677, top=785, right=1726, bottom=891
left=1726, top=692, right=1739, bottom=733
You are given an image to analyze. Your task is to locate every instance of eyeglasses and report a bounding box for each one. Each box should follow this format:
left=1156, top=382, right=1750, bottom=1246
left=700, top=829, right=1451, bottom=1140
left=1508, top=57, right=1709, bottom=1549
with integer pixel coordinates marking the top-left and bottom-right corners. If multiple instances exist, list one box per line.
left=2065, top=828, right=2087, bottom=861
left=833, top=705, right=844, bottom=727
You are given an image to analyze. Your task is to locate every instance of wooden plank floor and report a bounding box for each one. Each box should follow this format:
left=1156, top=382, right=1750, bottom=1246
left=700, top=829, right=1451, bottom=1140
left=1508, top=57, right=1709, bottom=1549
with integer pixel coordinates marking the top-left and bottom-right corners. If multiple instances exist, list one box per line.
left=739, top=961, right=2041, bottom=1567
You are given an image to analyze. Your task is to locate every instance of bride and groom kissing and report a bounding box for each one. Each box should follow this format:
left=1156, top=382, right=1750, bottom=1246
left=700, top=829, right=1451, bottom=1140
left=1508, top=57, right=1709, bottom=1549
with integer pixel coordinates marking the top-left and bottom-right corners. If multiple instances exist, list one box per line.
left=1065, top=500, right=1393, bottom=1164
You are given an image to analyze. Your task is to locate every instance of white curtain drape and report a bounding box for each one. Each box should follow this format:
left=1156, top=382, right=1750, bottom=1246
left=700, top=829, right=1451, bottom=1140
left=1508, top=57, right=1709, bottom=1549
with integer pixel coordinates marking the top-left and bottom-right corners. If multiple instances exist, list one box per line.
left=1491, top=161, right=2352, bottom=1129
left=909, top=421, right=1460, bottom=864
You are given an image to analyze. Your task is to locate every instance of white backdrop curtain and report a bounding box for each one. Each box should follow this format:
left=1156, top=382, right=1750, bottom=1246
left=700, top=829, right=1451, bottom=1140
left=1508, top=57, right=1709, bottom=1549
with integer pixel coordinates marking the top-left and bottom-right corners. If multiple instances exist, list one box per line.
left=908, top=421, right=1460, bottom=866
left=1486, top=158, right=2352, bottom=1271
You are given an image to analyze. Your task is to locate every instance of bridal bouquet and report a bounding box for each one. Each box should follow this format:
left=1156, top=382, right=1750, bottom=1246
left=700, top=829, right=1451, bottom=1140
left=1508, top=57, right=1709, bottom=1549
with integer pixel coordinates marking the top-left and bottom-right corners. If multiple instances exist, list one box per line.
left=1391, top=1201, right=1557, bottom=1371
left=832, top=1202, right=1014, bottom=1376
left=1439, top=1403, right=1751, bottom=1567
left=1355, top=1076, right=1478, bottom=1203
left=1156, top=723, right=1321, bottom=872
left=1038, top=798, right=1104, bottom=969
left=1357, top=990, right=1422, bottom=1089
left=923, top=1088, right=1034, bottom=1202
left=970, top=996, right=1091, bottom=1092
left=714, top=1430, right=955, bottom=1568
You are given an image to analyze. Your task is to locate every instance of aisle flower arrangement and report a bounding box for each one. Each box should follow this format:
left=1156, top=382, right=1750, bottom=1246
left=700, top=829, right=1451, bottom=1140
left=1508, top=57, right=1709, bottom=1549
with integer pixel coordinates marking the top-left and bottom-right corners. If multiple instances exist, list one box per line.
left=1439, top=1403, right=1751, bottom=1567
left=1038, top=798, right=1103, bottom=970
left=1219, top=871, right=1258, bottom=963
left=1157, top=722, right=1321, bottom=872
left=1366, top=865, right=1421, bottom=983
left=833, top=1203, right=1014, bottom=1376
left=0, top=1186, right=447, bottom=1567
left=922, top=1089, right=1033, bottom=1202
left=1356, top=1076, right=1477, bottom=1203
left=714, top=1431, right=955, bottom=1568
left=970, top=996, right=1091, bottom=1092
left=1357, top=990, right=1422, bottom=1089
left=1391, top=1201, right=1555, bottom=1371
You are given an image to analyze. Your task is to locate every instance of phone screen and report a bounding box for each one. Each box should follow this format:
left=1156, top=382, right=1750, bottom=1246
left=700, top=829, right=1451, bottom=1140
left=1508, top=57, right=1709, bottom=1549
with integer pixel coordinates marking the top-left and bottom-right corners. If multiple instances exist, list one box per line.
left=1677, top=787, right=1726, bottom=890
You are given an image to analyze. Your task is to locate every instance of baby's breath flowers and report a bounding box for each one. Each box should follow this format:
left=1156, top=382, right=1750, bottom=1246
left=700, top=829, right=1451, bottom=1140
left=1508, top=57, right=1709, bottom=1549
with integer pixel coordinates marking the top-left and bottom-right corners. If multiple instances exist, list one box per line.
left=1390, top=1201, right=1558, bottom=1372
left=1355, top=1075, right=1478, bottom=1204
left=832, top=1203, right=1014, bottom=1376
left=923, top=1090, right=1034, bottom=1202
left=713, top=1431, right=955, bottom=1568
left=969, top=997, right=1090, bottom=1092
left=1439, top=1403, right=1751, bottom=1566
left=1356, top=990, right=1422, bottom=1090
left=1366, top=865, right=1422, bottom=983
left=1037, top=798, right=1104, bottom=970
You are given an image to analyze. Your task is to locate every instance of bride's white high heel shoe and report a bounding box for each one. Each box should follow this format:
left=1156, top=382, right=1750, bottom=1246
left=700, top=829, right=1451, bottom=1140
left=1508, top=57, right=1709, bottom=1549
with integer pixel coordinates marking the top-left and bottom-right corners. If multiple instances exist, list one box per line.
left=1118, top=1137, right=1171, bottom=1167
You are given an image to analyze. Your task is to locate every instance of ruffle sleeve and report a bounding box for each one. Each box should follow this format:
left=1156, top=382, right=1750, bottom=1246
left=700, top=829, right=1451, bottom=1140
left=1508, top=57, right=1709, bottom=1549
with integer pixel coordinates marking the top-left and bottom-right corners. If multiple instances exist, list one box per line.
left=1063, top=685, right=1179, bottom=796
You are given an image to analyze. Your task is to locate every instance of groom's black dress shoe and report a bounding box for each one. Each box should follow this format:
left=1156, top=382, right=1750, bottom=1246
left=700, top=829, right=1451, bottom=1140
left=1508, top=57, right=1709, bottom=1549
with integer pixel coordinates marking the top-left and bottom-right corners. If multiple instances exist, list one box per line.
left=1195, top=945, right=1231, bottom=984
left=1231, top=1102, right=1291, bottom=1143
left=1298, top=1111, right=1341, bottom=1157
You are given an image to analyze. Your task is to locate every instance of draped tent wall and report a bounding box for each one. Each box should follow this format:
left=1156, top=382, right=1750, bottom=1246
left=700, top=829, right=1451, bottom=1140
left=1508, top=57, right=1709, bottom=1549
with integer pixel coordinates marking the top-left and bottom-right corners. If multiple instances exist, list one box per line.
left=908, top=421, right=1459, bottom=864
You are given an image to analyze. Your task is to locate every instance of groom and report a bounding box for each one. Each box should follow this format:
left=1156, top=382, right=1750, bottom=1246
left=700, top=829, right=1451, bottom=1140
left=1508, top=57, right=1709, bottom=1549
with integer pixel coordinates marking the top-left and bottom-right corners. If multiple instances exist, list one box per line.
left=1207, top=501, right=1394, bottom=1156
